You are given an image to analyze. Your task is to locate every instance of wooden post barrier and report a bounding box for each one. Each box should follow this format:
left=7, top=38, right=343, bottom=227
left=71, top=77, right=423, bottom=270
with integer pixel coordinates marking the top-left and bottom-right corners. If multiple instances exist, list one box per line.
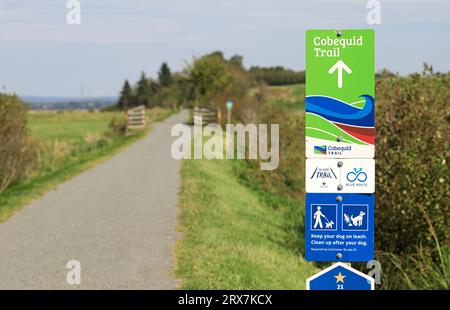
left=193, top=106, right=218, bottom=126
left=126, top=105, right=146, bottom=132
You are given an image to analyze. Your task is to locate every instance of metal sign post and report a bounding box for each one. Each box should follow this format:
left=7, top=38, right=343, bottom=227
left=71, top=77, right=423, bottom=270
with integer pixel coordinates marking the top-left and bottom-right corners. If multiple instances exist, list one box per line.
left=226, top=100, right=233, bottom=124
left=305, top=29, right=375, bottom=290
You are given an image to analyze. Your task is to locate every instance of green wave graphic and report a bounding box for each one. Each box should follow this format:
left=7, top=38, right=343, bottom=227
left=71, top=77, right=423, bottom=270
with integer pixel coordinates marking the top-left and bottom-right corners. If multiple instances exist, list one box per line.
left=306, top=113, right=367, bottom=145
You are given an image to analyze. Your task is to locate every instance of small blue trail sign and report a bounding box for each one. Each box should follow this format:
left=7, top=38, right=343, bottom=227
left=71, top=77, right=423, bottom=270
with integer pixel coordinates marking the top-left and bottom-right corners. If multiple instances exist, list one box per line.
left=305, top=193, right=374, bottom=262
left=226, top=100, right=234, bottom=110
left=307, top=262, right=374, bottom=290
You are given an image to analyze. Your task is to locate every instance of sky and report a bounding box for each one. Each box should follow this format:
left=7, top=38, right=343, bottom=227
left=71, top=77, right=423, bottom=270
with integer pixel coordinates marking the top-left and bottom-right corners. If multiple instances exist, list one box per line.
left=0, top=0, right=449, bottom=97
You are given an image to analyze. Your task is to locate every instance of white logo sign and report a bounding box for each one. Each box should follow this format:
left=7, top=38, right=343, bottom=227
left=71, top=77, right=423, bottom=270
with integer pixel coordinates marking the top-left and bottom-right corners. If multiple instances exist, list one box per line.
left=306, top=159, right=375, bottom=193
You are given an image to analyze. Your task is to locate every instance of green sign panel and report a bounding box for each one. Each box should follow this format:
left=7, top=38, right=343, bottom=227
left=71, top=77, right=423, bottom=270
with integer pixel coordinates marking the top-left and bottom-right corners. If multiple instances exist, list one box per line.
left=306, top=29, right=375, bottom=158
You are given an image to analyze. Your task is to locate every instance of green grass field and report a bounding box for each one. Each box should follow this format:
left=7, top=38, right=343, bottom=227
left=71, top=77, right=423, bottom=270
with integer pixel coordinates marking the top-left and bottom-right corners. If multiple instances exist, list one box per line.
left=265, top=84, right=305, bottom=110
left=176, top=157, right=317, bottom=289
left=0, top=108, right=175, bottom=222
left=28, top=110, right=122, bottom=146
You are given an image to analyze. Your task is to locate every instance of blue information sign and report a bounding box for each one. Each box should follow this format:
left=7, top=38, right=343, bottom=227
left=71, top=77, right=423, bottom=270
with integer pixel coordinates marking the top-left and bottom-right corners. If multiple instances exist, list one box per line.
left=307, top=262, right=374, bottom=290
left=305, top=193, right=374, bottom=262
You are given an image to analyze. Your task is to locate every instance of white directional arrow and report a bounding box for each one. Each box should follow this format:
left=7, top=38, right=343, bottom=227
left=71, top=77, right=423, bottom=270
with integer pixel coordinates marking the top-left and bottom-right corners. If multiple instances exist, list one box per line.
left=328, top=60, right=352, bottom=89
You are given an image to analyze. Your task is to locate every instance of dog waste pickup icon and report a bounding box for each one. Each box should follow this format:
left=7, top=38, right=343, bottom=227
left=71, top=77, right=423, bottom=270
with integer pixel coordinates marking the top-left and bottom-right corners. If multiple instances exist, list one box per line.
left=307, top=262, right=374, bottom=290
left=306, top=29, right=375, bottom=159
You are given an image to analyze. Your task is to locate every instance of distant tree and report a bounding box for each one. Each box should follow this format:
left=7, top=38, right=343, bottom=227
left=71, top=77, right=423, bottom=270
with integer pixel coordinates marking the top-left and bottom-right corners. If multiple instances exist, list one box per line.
left=186, top=55, right=231, bottom=104
left=135, top=72, right=150, bottom=107
left=118, top=80, right=133, bottom=109
left=146, top=79, right=160, bottom=108
left=207, top=51, right=225, bottom=60
left=135, top=72, right=160, bottom=108
left=422, top=62, right=434, bottom=76
left=158, top=62, right=173, bottom=87
left=183, top=52, right=251, bottom=107
left=229, top=55, right=244, bottom=68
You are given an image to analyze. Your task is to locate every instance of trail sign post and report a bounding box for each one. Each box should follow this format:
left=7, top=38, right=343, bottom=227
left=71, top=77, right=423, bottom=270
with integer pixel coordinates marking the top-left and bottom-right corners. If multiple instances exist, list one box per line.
left=307, top=262, right=375, bottom=290
left=305, top=29, right=376, bottom=289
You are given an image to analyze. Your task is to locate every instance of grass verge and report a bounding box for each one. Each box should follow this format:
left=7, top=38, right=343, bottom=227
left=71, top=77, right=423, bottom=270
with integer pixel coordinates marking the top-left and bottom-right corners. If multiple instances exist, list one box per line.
left=175, top=158, right=317, bottom=289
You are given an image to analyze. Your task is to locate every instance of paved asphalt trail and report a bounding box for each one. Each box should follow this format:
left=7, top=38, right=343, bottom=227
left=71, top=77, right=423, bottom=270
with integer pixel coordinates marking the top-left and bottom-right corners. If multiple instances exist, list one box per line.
left=0, top=110, right=188, bottom=289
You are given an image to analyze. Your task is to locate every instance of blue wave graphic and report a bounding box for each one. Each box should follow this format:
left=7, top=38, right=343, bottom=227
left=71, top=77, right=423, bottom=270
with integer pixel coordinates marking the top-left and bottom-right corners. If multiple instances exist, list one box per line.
left=306, top=95, right=375, bottom=127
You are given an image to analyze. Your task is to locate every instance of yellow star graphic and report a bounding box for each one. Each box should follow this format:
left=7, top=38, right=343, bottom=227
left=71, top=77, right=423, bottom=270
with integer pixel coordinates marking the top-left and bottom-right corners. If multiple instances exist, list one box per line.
left=334, top=272, right=346, bottom=283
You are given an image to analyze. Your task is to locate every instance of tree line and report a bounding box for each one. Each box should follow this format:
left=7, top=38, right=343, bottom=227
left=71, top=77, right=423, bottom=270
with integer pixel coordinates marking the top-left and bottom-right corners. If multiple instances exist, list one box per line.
left=118, top=62, right=173, bottom=109
left=117, top=53, right=305, bottom=110
left=249, top=66, right=305, bottom=85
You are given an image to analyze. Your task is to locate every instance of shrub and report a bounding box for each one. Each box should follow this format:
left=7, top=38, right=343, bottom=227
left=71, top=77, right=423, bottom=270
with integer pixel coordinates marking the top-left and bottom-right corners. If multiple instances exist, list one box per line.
left=0, top=94, right=35, bottom=192
left=242, top=105, right=305, bottom=200
left=241, top=72, right=449, bottom=289
left=150, top=84, right=184, bottom=109
left=107, top=116, right=126, bottom=137
left=375, top=74, right=450, bottom=255
left=379, top=243, right=450, bottom=290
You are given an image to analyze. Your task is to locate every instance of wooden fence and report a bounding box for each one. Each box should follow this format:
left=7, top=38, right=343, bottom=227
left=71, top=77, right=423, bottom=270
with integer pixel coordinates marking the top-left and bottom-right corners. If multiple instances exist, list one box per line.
left=126, top=105, right=146, bottom=131
left=193, top=106, right=219, bottom=126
